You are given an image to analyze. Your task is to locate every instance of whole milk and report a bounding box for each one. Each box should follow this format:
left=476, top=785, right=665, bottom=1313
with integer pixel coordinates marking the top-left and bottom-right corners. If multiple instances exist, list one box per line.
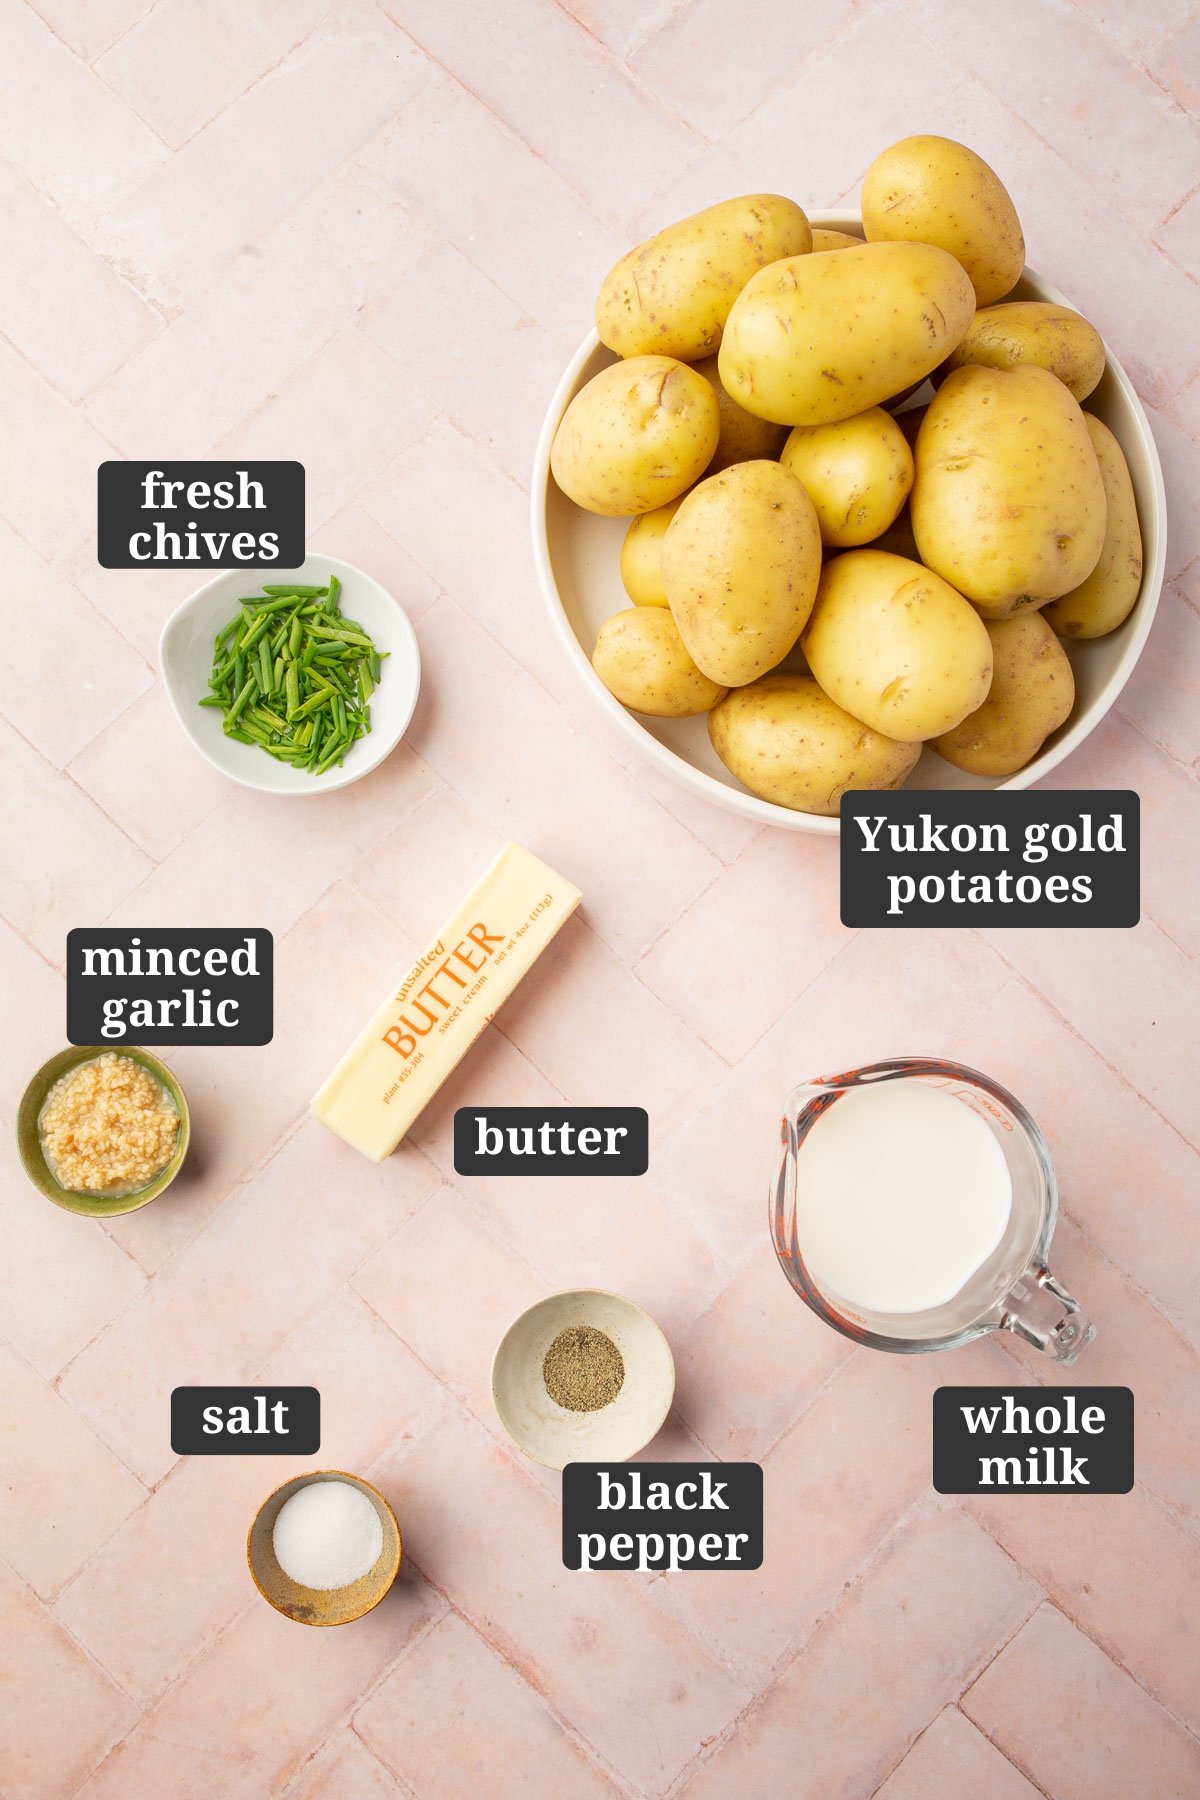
left=794, top=1081, right=1012, bottom=1314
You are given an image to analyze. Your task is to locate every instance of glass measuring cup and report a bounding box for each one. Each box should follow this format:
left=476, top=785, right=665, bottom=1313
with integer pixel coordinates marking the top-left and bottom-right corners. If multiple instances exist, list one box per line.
left=770, top=1057, right=1094, bottom=1364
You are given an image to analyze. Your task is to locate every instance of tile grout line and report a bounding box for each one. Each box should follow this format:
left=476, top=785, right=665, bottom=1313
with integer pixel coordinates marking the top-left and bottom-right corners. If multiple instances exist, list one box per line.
left=659, top=1492, right=950, bottom=1795
left=865, top=1552, right=1046, bottom=1797
left=992, top=955, right=1200, bottom=1156
left=378, top=0, right=714, bottom=193
left=23, top=0, right=160, bottom=67
left=0, top=1328, right=152, bottom=1591
left=0, top=1544, right=143, bottom=1715
left=86, top=1, right=344, bottom=157
left=1113, top=701, right=1200, bottom=791
left=355, top=1393, right=648, bottom=1796
left=52, top=1106, right=311, bottom=1398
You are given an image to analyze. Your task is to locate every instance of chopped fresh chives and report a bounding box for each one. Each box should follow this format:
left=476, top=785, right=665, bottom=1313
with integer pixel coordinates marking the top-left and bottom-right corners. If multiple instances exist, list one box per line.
left=201, top=576, right=385, bottom=777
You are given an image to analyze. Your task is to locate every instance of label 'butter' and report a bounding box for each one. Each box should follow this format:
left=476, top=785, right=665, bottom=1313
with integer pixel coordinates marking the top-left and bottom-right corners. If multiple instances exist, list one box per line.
left=311, top=842, right=582, bottom=1160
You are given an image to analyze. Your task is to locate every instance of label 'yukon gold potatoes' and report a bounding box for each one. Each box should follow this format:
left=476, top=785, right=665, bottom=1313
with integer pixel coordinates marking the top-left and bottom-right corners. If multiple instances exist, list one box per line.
left=861, top=135, right=1025, bottom=306
left=550, top=356, right=719, bottom=516
left=595, top=194, right=811, bottom=361
left=312, top=845, right=581, bottom=1161
left=912, top=364, right=1108, bottom=618
left=662, top=461, right=822, bottom=687
left=717, top=242, right=975, bottom=426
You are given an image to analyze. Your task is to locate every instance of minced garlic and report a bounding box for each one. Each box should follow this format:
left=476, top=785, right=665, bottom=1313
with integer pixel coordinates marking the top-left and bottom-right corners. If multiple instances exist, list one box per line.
left=39, top=1053, right=179, bottom=1196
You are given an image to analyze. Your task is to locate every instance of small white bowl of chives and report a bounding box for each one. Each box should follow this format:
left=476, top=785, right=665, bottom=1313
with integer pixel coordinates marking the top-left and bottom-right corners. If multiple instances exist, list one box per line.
left=160, top=554, right=421, bottom=795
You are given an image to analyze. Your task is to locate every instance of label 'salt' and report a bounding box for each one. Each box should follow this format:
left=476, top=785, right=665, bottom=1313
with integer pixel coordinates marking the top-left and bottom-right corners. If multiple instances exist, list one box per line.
left=171, top=1386, right=320, bottom=1455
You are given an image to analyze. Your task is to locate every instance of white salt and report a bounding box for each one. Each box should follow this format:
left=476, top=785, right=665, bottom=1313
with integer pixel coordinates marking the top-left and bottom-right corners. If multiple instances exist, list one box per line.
left=272, top=1479, right=384, bottom=1590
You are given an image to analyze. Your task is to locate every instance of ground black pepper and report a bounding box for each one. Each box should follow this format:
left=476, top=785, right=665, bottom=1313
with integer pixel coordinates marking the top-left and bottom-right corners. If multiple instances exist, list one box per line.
left=543, top=1325, right=625, bottom=1412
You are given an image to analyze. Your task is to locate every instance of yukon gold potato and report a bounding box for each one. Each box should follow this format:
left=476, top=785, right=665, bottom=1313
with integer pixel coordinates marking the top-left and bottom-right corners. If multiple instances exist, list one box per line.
left=934, top=613, right=1075, bottom=776
left=718, top=242, right=974, bottom=425
left=809, top=227, right=862, bottom=252
left=801, top=549, right=993, bottom=741
left=662, top=461, right=821, bottom=687
left=946, top=301, right=1105, bottom=401
left=780, top=408, right=914, bottom=547
left=595, top=195, right=811, bottom=360
left=912, top=365, right=1107, bottom=617
left=709, top=674, right=920, bottom=814
left=551, top=356, right=719, bottom=515
left=862, top=135, right=1025, bottom=305
left=620, top=498, right=687, bottom=606
left=693, top=354, right=788, bottom=473
left=1044, top=416, right=1143, bottom=638
left=592, top=607, right=726, bottom=716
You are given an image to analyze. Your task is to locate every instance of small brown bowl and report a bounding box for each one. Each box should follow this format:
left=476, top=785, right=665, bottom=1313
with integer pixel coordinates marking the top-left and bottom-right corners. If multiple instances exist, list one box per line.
left=247, top=1471, right=401, bottom=1626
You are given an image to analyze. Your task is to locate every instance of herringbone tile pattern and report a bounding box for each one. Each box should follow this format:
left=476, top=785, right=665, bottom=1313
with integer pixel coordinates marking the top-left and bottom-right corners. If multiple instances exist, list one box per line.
left=2, top=1, right=1199, bottom=1794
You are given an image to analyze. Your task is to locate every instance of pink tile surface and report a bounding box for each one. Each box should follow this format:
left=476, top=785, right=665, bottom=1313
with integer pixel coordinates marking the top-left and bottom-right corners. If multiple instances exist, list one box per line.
left=355, top=1612, right=617, bottom=1797
left=875, top=1706, right=1043, bottom=1800
left=0, top=1143, right=148, bottom=1376
left=3, top=5, right=1199, bottom=1795
left=0, top=1339, right=146, bottom=1600
left=0, top=524, right=153, bottom=769
left=96, top=0, right=333, bottom=150
left=361, top=73, right=627, bottom=355
left=281, top=1729, right=409, bottom=1799
left=680, top=1505, right=1039, bottom=1798
left=0, top=1557, right=136, bottom=1800
left=373, top=1407, right=749, bottom=1791
left=0, top=163, right=159, bottom=405
left=963, top=1602, right=1200, bottom=1800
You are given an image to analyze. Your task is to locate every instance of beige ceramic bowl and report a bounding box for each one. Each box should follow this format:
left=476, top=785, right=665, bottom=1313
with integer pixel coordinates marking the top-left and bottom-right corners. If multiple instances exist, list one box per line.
left=247, top=1471, right=401, bottom=1626
left=531, top=211, right=1167, bottom=835
left=492, top=1289, right=676, bottom=1471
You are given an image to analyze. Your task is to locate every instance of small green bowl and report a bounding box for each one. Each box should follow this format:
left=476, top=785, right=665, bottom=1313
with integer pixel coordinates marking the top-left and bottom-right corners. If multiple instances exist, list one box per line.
left=17, top=1046, right=190, bottom=1217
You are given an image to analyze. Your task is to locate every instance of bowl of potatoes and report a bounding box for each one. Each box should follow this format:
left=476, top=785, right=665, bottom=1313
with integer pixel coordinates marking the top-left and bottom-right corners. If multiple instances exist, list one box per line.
left=532, top=137, right=1166, bottom=834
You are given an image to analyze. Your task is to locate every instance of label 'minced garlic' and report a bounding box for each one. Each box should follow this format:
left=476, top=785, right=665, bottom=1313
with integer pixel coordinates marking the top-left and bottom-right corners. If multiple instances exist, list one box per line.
left=311, top=843, right=582, bottom=1161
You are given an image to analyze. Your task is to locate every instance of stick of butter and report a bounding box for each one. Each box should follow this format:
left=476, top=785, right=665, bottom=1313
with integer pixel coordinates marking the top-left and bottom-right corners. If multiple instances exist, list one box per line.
left=312, top=842, right=581, bottom=1160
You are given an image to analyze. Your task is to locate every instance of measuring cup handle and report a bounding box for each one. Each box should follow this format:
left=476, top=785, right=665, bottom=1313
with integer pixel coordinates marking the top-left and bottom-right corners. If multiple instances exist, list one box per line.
left=1001, top=1266, right=1095, bottom=1365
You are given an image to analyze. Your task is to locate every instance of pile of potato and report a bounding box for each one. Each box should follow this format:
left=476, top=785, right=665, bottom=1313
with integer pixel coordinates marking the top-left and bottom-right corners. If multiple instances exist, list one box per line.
left=549, top=135, right=1144, bottom=817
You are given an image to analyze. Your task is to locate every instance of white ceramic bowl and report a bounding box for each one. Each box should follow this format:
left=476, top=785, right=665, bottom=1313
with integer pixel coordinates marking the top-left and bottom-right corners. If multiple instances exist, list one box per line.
left=532, top=213, right=1167, bottom=835
left=492, top=1288, right=676, bottom=1471
left=160, top=553, right=421, bottom=795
